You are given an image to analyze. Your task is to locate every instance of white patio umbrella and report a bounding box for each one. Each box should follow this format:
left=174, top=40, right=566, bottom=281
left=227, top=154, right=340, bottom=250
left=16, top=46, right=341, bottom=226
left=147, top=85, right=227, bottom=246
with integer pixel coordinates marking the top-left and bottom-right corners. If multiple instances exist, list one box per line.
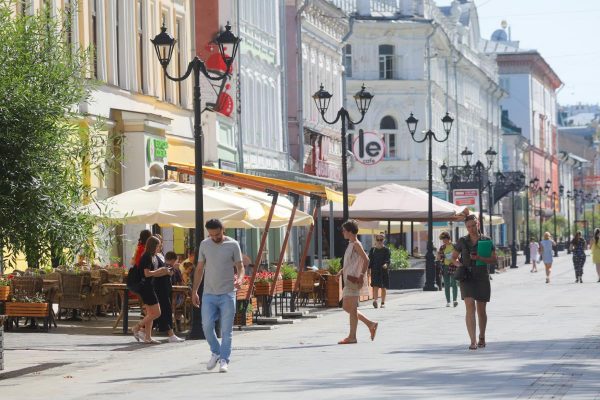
left=220, top=187, right=314, bottom=228
left=323, top=183, right=468, bottom=222
left=358, top=220, right=427, bottom=235
left=83, top=181, right=265, bottom=228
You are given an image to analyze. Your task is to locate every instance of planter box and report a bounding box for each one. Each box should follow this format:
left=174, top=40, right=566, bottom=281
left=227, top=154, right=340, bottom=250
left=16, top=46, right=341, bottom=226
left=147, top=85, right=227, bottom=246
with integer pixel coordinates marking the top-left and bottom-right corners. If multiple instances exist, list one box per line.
left=388, top=269, right=425, bottom=290
left=326, top=276, right=342, bottom=307
left=236, top=284, right=250, bottom=300
left=254, top=281, right=283, bottom=296
left=0, top=286, right=9, bottom=301
left=282, top=279, right=297, bottom=293
left=234, top=312, right=253, bottom=326
left=6, top=302, right=49, bottom=318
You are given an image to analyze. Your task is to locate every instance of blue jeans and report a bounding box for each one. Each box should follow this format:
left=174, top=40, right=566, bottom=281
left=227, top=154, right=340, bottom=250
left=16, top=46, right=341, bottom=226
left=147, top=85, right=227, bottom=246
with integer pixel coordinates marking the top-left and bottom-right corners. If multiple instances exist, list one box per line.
left=201, top=291, right=235, bottom=362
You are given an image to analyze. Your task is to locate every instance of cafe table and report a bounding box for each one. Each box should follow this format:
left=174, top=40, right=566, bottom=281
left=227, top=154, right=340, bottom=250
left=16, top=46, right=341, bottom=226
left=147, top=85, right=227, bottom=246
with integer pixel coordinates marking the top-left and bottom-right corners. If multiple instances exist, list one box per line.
left=102, top=283, right=133, bottom=334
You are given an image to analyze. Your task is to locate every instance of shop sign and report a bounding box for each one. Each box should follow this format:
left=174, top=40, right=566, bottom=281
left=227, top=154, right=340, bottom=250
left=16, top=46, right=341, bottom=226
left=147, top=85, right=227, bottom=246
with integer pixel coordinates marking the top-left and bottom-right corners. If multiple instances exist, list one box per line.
left=352, top=131, right=385, bottom=165
left=453, top=189, right=479, bottom=213
left=146, top=138, right=168, bottom=164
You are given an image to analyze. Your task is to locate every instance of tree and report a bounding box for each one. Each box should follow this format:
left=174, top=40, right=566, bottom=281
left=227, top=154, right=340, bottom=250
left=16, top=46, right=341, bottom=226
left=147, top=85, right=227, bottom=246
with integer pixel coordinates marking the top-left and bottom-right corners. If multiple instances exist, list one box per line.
left=0, top=2, right=114, bottom=269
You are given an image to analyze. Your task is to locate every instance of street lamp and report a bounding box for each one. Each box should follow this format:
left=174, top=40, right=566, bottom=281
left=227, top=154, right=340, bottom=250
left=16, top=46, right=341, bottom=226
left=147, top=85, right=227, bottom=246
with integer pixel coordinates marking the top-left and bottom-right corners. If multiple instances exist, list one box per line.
left=405, top=112, right=453, bottom=291
left=496, top=172, right=525, bottom=268
left=151, top=22, right=240, bottom=340
left=313, top=84, right=373, bottom=221
left=551, top=190, right=558, bottom=256
left=470, top=148, right=496, bottom=235
left=560, top=185, right=572, bottom=254
left=542, top=179, right=551, bottom=240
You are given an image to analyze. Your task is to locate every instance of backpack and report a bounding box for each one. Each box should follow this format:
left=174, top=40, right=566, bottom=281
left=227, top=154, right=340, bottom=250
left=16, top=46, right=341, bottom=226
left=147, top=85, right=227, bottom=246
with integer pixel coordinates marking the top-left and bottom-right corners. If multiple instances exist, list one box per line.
left=126, top=265, right=144, bottom=293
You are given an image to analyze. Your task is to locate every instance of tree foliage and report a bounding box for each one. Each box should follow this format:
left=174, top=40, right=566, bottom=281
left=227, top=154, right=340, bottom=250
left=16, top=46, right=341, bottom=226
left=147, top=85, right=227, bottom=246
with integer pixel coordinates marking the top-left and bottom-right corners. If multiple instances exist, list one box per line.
left=0, top=1, right=114, bottom=268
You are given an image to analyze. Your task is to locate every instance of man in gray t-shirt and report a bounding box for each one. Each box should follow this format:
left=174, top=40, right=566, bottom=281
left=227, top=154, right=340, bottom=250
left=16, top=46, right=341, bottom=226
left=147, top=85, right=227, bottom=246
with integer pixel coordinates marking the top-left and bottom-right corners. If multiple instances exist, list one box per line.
left=192, top=219, right=244, bottom=373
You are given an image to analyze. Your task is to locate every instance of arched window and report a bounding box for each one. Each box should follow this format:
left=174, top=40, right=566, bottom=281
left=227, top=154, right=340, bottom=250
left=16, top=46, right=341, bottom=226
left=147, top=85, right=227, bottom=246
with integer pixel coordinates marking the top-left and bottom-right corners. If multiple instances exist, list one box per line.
left=378, top=45, right=394, bottom=79
left=380, top=116, right=397, bottom=159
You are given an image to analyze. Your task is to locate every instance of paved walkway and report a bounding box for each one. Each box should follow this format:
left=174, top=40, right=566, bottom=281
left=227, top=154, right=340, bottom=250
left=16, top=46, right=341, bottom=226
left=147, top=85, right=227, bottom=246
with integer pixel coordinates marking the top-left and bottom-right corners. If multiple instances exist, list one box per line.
left=2, top=253, right=600, bottom=399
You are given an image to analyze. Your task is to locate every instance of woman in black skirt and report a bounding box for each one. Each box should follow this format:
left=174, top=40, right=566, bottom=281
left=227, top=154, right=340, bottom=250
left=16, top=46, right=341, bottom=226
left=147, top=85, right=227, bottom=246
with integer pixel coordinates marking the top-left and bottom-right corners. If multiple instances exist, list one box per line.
left=368, top=234, right=391, bottom=308
left=451, top=214, right=497, bottom=350
left=132, top=236, right=173, bottom=344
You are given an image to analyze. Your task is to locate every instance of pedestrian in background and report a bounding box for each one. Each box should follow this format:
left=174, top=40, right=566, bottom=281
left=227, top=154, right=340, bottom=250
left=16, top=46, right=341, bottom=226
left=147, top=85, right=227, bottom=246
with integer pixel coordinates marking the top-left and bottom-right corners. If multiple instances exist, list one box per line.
left=570, top=231, right=587, bottom=283
left=132, top=236, right=173, bottom=344
left=539, top=232, right=555, bottom=284
left=131, top=229, right=152, bottom=268
left=191, top=219, right=245, bottom=373
left=529, top=237, right=539, bottom=273
left=153, top=251, right=184, bottom=342
left=451, top=214, right=497, bottom=350
left=437, top=231, right=458, bottom=307
left=368, top=234, right=390, bottom=309
left=591, top=228, right=600, bottom=283
left=337, top=220, right=378, bottom=344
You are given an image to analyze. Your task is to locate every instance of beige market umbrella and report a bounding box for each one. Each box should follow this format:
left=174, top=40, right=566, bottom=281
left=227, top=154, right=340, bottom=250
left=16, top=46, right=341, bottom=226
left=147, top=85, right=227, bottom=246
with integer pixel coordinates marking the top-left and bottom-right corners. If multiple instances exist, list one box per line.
left=324, top=183, right=468, bottom=222
left=358, top=220, right=427, bottom=235
left=221, top=187, right=314, bottom=228
left=84, top=181, right=265, bottom=228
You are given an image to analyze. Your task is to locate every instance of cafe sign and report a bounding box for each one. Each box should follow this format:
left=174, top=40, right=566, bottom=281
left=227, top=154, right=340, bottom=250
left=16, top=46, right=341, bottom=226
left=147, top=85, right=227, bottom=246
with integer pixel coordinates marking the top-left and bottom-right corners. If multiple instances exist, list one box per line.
left=146, top=138, right=168, bottom=164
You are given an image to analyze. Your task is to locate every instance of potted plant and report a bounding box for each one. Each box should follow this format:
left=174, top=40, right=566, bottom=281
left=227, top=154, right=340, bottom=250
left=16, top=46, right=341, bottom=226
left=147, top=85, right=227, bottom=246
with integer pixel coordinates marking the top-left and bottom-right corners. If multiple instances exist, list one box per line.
left=0, top=276, right=11, bottom=301
left=234, top=300, right=254, bottom=326
left=324, top=258, right=343, bottom=307
left=387, top=245, right=425, bottom=289
left=5, top=291, right=50, bottom=331
left=281, top=264, right=298, bottom=292
left=235, top=275, right=251, bottom=300
left=253, top=271, right=282, bottom=296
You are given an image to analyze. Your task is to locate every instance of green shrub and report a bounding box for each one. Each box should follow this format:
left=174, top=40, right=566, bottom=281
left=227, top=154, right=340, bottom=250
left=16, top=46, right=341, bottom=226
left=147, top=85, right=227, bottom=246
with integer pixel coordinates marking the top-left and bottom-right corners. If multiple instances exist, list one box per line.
left=388, top=245, right=410, bottom=270
left=281, top=264, right=298, bottom=280
left=325, top=258, right=342, bottom=275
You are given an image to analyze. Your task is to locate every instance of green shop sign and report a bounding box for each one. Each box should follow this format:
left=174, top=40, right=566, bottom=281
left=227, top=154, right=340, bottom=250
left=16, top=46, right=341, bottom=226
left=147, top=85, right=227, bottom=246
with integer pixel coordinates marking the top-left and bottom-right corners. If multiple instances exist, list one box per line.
left=146, top=138, right=168, bottom=164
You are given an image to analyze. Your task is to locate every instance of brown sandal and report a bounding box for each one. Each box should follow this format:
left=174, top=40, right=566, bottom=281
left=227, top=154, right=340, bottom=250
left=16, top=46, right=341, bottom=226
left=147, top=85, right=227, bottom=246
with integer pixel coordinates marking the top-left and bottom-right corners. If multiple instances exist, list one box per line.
left=469, top=344, right=478, bottom=350
left=338, top=337, right=357, bottom=345
left=478, top=336, right=486, bottom=348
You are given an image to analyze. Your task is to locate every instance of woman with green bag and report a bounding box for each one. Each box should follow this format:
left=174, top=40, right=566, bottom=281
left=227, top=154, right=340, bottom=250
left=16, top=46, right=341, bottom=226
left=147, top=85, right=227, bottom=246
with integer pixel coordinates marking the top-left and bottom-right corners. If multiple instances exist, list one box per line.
left=451, top=214, right=497, bottom=350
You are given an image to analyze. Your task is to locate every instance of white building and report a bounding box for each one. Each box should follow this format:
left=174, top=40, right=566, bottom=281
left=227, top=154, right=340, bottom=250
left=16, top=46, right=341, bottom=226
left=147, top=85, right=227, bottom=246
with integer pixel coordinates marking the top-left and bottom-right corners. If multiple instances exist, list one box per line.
left=338, top=0, right=503, bottom=247
left=238, top=0, right=289, bottom=171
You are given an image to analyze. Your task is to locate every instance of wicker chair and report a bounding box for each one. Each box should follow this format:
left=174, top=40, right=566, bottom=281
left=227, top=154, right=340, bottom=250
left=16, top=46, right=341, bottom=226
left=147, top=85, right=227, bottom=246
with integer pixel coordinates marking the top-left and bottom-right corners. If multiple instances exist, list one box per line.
left=58, top=272, right=93, bottom=320
left=298, top=271, right=325, bottom=307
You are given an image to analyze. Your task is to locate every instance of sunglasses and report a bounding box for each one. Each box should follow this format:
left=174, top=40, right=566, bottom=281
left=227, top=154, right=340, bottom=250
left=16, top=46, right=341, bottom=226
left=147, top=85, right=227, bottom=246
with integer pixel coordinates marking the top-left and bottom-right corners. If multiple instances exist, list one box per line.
left=376, top=238, right=384, bottom=241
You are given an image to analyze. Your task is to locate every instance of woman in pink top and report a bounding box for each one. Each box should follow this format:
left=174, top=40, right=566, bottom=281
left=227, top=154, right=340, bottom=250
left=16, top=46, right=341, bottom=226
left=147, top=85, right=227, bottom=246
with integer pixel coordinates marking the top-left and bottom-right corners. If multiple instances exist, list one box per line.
left=337, top=220, right=378, bottom=344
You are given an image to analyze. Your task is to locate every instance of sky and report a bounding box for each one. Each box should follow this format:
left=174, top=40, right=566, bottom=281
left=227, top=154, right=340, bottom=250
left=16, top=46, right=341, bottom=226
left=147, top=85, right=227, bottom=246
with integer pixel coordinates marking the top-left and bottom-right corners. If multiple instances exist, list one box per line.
left=438, top=0, right=600, bottom=106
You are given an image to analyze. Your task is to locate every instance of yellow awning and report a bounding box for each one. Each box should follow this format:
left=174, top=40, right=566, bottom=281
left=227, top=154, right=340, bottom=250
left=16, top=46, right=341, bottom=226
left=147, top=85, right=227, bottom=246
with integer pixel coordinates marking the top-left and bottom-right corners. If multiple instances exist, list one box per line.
left=168, top=162, right=354, bottom=205
left=167, top=138, right=195, bottom=165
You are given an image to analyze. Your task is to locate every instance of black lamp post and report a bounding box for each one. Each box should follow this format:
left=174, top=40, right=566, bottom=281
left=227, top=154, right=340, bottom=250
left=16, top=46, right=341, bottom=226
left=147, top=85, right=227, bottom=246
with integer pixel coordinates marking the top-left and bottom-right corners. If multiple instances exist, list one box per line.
left=542, top=179, right=551, bottom=240
left=406, top=112, right=453, bottom=291
left=551, top=190, right=558, bottom=256
left=496, top=172, right=525, bottom=267
left=524, top=179, right=535, bottom=263
left=560, top=185, right=572, bottom=254
left=313, top=84, right=373, bottom=221
left=151, top=22, right=240, bottom=340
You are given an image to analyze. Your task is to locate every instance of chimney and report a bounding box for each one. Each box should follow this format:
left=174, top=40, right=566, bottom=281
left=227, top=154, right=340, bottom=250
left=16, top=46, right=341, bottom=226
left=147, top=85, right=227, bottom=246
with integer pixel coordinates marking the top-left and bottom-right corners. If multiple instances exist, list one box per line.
left=357, top=0, right=371, bottom=16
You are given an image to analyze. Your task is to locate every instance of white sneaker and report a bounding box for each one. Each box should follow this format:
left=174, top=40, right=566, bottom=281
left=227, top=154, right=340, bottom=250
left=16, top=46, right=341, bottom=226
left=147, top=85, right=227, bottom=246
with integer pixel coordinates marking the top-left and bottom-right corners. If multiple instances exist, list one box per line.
left=206, top=354, right=220, bottom=370
left=446, top=302, right=451, bottom=307
left=219, top=359, right=229, bottom=373
left=167, top=334, right=185, bottom=343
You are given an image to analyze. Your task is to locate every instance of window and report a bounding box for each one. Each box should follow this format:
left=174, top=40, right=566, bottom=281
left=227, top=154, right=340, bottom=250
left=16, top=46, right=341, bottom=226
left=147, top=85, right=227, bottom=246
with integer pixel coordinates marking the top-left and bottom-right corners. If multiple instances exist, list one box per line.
left=379, top=45, right=394, bottom=79
left=343, top=44, right=352, bottom=77
left=380, top=116, right=397, bottom=159
left=91, top=0, right=98, bottom=78
left=137, top=0, right=144, bottom=92
left=116, top=3, right=120, bottom=86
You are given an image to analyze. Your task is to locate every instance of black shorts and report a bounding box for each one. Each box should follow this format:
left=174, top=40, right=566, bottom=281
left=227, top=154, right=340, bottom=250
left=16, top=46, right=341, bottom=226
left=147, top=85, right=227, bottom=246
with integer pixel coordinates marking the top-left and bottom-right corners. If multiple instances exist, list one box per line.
left=138, top=282, right=158, bottom=305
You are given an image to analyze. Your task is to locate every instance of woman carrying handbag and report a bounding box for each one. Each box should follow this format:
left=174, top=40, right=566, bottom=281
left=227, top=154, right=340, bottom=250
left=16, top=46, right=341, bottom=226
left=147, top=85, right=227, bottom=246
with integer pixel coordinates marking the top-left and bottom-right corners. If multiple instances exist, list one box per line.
left=337, top=220, right=378, bottom=345
left=451, top=214, right=497, bottom=350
